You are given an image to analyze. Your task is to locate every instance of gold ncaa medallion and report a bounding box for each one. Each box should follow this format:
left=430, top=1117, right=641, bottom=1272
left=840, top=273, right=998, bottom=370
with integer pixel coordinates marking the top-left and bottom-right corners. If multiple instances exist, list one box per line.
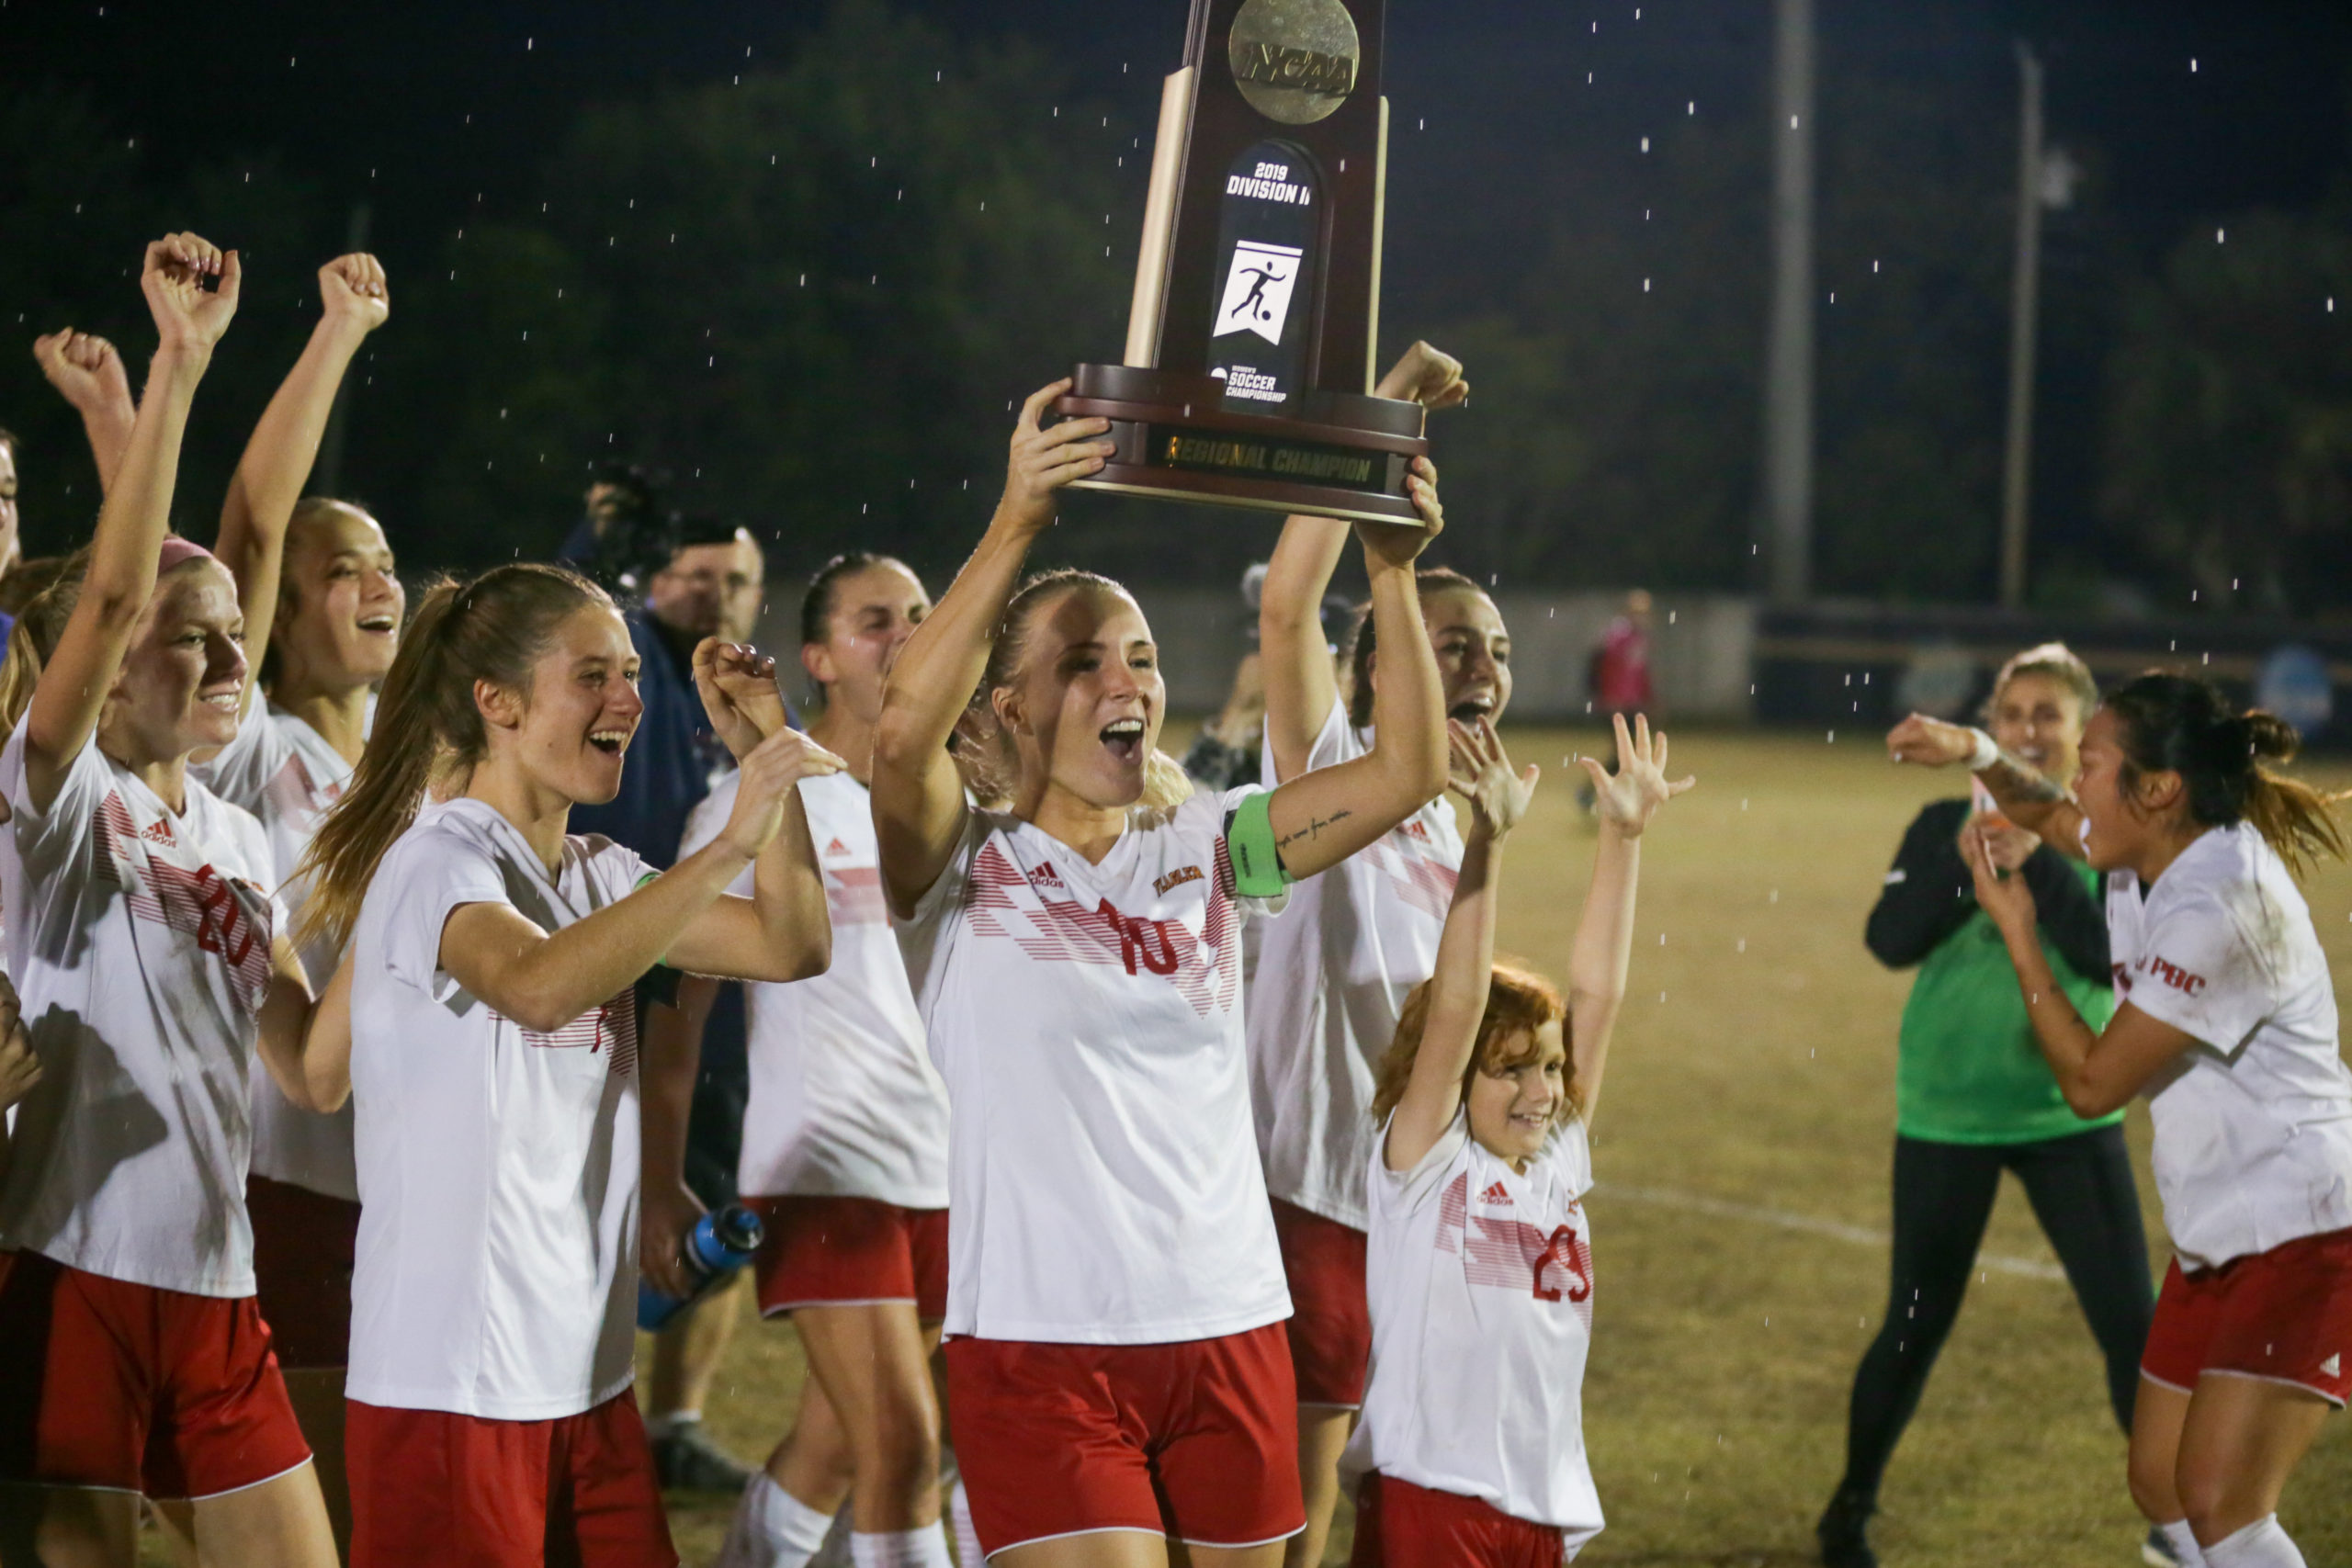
left=1227, top=0, right=1361, bottom=125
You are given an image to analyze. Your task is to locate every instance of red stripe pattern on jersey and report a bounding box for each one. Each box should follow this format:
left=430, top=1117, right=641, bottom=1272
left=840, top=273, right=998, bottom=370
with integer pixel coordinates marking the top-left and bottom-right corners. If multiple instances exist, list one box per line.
left=95, top=791, right=277, bottom=1018
left=825, top=863, right=890, bottom=927
left=1436, top=1169, right=1596, bottom=1327
left=967, top=841, right=1241, bottom=1018
left=1383, top=835, right=1462, bottom=924
left=516, top=990, right=639, bottom=1080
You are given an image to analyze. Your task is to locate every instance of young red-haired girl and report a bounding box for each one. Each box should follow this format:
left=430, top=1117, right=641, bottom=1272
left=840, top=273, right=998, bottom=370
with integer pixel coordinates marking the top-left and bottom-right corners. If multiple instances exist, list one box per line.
left=1344, top=714, right=1690, bottom=1566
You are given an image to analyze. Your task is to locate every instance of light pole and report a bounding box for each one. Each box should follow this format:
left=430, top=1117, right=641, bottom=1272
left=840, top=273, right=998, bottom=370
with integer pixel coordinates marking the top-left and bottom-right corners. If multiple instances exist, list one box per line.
left=1996, top=45, right=2044, bottom=610
left=1762, top=0, right=1816, bottom=605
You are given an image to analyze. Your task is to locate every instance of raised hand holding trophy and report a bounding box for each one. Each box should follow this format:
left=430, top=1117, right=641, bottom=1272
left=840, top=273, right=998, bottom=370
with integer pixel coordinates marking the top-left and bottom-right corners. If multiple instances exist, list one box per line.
left=1056, top=0, right=1430, bottom=526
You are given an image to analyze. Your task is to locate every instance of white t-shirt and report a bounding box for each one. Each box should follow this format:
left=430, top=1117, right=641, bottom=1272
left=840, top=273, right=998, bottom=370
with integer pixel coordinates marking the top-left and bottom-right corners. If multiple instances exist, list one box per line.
left=344, top=798, right=655, bottom=1420
left=194, top=697, right=359, bottom=1201
left=681, top=771, right=949, bottom=1208
left=1344, top=1111, right=1603, bottom=1546
left=1250, top=701, right=1461, bottom=1231
left=0, top=725, right=281, bottom=1297
left=2107, top=822, right=2352, bottom=1270
left=896, top=787, right=1290, bottom=1343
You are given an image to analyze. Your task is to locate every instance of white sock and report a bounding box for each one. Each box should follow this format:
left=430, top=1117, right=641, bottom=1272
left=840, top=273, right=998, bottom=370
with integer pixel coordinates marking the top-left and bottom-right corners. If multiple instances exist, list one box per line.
left=2202, top=1516, right=2305, bottom=1568
left=950, top=1477, right=983, bottom=1566
left=647, top=1408, right=702, bottom=1439
left=716, top=1473, right=836, bottom=1568
left=2159, top=1519, right=2210, bottom=1568
left=849, top=1527, right=955, bottom=1568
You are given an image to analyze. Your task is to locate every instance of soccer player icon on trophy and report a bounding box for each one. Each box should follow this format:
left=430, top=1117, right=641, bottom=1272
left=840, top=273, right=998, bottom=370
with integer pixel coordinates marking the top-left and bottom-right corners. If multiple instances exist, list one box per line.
left=1054, top=0, right=1432, bottom=527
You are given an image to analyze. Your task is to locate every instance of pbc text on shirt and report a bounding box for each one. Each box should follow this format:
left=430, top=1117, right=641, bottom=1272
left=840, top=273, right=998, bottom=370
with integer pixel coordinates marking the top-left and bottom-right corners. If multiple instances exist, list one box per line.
left=2142, top=956, right=2209, bottom=997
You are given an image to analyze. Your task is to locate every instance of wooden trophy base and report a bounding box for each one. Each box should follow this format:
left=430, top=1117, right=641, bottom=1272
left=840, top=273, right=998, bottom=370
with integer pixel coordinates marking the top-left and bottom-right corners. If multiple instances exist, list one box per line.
left=1053, top=364, right=1429, bottom=527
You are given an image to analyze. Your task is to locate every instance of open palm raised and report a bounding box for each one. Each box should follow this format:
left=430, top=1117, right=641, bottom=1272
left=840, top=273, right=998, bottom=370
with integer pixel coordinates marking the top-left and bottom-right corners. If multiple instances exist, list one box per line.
left=1579, top=712, right=1695, bottom=837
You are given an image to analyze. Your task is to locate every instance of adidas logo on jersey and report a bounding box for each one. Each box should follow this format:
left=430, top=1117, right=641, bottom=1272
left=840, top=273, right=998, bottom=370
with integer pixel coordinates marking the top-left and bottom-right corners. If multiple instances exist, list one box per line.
left=1028, top=860, right=1065, bottom=891
left=141, top=819, right=176, bottom=846
left=2323, top=1352, right=2342, bottom=1379
left=1480, top=1180, right=1512, bottom=1206
left=824, top=838, right=851, bottom=856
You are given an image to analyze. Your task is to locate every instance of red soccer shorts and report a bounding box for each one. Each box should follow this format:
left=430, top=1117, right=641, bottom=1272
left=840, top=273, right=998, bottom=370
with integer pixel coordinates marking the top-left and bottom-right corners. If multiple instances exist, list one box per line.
left=2143, top=1227, right=2352, bottom=1407
left=747, top=1195, right=949, bottom=1321
left=1272, top=1198, right=1371, bottom=1407
left=345, top=1390, right=676, bottom=1568
left=246, top=1176, right=361, bottom=1371
left=1349, top=1472, right=1574, bottom=1568
left=0, top=1250, right=312, bottom=1500
left=944, top=1324, right=1305, bottom=1557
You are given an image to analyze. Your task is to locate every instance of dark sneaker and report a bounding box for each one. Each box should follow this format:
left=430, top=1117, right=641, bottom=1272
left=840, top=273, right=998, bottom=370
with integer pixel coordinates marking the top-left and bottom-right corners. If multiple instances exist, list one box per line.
left=2142, top=1526, right=2186, bottom=1567
left=651, top=1424, right=755, bottom=1494
left=1816, top=1489, right=1879, bottom=1568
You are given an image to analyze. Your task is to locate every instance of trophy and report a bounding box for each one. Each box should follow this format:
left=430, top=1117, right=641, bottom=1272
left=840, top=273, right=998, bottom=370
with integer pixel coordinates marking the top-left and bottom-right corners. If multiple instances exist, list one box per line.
left=1054, top=0, right=1427, bottom=527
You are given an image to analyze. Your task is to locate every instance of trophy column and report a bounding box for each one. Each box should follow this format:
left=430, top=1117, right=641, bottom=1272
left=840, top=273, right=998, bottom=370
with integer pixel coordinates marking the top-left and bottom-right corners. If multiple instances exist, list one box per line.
left=1057, top=0, right=1429, bottom=527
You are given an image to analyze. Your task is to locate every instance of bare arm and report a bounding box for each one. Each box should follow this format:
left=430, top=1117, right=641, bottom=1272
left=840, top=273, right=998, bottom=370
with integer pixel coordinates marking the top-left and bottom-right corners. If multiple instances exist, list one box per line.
left=1385, top=722, right=1532, bottom=1172
left=440, top=728, right=842, bottom=1032
left=24, top=236, right=241, bottom=816
left=638, top=974, right=718, bottom=1297
left=1261, top=519, right=1452, bottom=880
left=0, top=976, right=42, bottom=1188
left=1965, top=825, right=2196, bottom=1117
left=1257, top=513, right=1351, bottom=784
left=662, top=772, right=831, bottom=983
left=1565, top=715, right=1690, bottom=1125
left=1885, top=713, right=2085, bottom=856
left=1259, top=343, right=1466, bottom=784
left=33, top=330, right=137, bottom=496
left=213, top=254, right=389, bottom=695
left=252, top=935, right=348, bottom=1112
left=872, top=381, right=1114, bottom=913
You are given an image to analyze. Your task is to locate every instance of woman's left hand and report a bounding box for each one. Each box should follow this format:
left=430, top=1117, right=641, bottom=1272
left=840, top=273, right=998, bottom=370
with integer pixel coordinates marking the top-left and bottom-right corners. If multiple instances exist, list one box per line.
left=1447, top=716, right=1538, bottom=842
left=694, top=638, right=789, bottom=761
left=1355, top=457, right=1443, bottom=570
left=637, top=1179, right=705, bottom=1300
left=1577, top=711, right=1694, bottom=839
left=1963, top=818, right=2038, bottom=941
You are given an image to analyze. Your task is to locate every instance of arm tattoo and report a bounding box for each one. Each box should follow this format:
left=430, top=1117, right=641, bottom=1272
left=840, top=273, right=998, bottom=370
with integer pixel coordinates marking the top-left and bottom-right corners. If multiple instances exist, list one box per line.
left=1276, top=808, right=1353, bottom=851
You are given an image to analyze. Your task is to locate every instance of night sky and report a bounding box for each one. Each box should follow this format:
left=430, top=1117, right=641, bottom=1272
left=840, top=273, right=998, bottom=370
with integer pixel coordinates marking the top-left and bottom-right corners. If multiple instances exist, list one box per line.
left=4, top=0, right=2347, bottom=582
left=6, top=1, right=2342, bottom=261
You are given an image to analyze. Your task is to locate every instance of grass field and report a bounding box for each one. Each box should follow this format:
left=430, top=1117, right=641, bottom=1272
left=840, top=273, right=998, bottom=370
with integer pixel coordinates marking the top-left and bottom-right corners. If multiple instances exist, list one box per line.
left=105, top=724, right=2348, bottom=1568
left=637, top=725, right=2352, bottom=1567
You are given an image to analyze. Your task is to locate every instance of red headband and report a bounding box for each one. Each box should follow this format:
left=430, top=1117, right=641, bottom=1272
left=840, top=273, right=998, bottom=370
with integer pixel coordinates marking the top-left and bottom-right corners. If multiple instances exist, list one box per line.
left=156, top=536, right=217, bottom=573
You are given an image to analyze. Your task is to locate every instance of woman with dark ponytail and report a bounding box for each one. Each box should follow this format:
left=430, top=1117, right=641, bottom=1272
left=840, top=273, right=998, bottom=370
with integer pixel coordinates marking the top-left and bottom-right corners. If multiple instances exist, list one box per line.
left=298, top=560, right=843, bottom=1568
left=1890, top=674, right=2352, bottom=1568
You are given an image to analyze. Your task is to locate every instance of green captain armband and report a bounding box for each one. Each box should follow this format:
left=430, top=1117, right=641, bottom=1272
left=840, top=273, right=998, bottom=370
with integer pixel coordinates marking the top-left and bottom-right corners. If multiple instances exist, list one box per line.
left=1224, top=791, right=1293, bottom=900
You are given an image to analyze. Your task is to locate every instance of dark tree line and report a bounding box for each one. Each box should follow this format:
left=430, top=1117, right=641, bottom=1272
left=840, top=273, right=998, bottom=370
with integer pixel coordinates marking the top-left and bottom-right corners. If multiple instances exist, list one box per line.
left=3, top=0, right=2347, bottom=611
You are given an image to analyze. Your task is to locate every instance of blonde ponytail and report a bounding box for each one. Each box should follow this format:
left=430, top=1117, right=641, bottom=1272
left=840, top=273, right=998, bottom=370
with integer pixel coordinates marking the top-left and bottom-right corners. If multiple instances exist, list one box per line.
left=952, top=569, right=1191, bottom=814
left=0, top=547, right=93, bottom=735
left=294, top=563, right=608, bottom=954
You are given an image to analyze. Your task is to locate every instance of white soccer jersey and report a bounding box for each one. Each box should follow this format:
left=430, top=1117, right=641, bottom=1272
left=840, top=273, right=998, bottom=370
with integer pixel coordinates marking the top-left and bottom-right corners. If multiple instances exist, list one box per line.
left=344, top=798, right=655, bottom=1420
left=194, top=697, right=359, bottom=1201
left=681, top=771, right=948, bottom=1208
left=0, top=725, right=281, bottom=1297
left=1344, top=1111, right=1603, bottom=1545
left=2107, top=821, right=2352, bottom=1270
left=896, top=787, right=1290, bottom=1343
left=1250, top=700, right=1462, bottom=1231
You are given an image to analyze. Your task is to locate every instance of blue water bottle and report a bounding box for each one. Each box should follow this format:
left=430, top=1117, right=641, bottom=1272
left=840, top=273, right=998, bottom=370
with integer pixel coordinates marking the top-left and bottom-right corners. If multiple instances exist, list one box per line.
left=638, top=1203, right=765, bottom=1331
